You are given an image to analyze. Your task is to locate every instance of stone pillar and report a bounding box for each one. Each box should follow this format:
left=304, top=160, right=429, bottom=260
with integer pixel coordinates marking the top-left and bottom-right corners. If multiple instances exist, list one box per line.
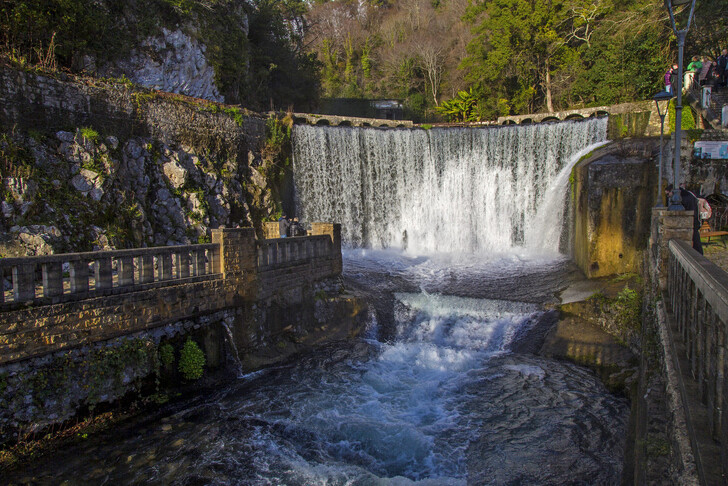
left=311, top=222, right=343, bottom=275
left=264, top=222, right=281, bottom=239
left=651, top=208, right=694, bottom=290
left=211, top=228, right=257, bottom=299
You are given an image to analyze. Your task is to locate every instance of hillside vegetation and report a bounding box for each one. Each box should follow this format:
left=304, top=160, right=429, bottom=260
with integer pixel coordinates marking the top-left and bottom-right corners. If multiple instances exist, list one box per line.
left=307, top=0, right=728, bottom=121
left=1, top=0, right=726, bottom=120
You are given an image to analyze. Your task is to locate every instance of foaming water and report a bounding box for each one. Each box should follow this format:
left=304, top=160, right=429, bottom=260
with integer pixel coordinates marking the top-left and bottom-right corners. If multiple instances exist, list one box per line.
left=292, top=119, right=607, bottom=254
left=8, top=253, right=629, bottom=485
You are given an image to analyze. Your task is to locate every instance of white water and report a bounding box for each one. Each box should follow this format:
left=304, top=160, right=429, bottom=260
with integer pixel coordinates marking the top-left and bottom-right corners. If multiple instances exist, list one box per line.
left=292, top=119, right=607, bottom=255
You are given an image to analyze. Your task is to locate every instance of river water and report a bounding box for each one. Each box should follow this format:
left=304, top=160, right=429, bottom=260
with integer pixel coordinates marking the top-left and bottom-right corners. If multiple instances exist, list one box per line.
left=8, top=250, right=628, bottom=486
left=7, top=119, right=629, bottom=484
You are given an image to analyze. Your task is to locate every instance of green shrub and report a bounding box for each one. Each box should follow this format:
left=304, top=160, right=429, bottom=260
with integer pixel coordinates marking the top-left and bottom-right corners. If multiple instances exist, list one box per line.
left=178, top=338, right=205, bottom=380
left=79, top=127, right=100, bottom=142
left=159, top=343, right=175, bottom=368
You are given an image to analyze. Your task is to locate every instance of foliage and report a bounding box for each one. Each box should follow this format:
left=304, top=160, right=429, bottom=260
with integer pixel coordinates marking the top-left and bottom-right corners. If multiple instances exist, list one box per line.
left=178, top=338, right=206, bottom=380
left=613, top=286, right=642, bottom=331
left=245, top=0, right=321, bottom=111
left=159, top=343, right=175, bottom=368
left=79, top=127, right=100, bottom=143
left=668, top=102, right=696, bottom=132
left=0, top=132, right=35, bottom=179
left=436, top=88, right=480, bottom=122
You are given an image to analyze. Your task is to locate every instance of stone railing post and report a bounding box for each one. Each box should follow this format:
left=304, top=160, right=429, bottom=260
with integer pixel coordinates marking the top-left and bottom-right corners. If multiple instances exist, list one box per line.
left=651, top=208, right=694, bottom=290
left=212, top=228, right=257, bottom=299
left=264, top=221, right=281, bottom=239
left=311, top=222, right=343, bottom=275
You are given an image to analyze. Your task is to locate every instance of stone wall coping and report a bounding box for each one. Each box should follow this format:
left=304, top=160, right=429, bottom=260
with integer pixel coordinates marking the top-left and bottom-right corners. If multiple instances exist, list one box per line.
left=258, top=234, right=331, bottom=245
left=0, top=243, right=218, bottom=267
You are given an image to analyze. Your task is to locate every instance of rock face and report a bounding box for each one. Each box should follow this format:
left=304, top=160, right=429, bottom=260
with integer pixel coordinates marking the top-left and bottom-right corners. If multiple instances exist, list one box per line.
left=110, top=27, right=224, bottom=103
left=0, top=65, right=286, bottom=256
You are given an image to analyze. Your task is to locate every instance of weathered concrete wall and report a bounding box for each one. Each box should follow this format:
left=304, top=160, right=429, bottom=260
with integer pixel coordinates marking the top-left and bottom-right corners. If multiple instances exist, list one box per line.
left=572, top=141, right=657, bottom=278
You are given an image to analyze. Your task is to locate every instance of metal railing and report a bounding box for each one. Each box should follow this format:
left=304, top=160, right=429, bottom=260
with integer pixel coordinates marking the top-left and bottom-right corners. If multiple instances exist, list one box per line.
left=0, top=243, right=220, bottom=305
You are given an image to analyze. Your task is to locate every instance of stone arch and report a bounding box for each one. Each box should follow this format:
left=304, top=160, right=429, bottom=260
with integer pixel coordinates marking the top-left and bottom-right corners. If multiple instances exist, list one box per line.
left=520, top=118, right=533, bottom=125
left=293, top=117, right=308, bottom=125
left=337, top=120, right=352, bottom=127
left=502, top=119, right=516, bottom=125
left=378, top=124, right=389, bottom=128
left=565, top=114, right=585, bottom=121
left=315, top=119, right=331, bottom=126
left=396, top=124, right=407, bottom=128
left=541, top=116, right=560, bottom=123
left=362, top=122, right=372, bottom=127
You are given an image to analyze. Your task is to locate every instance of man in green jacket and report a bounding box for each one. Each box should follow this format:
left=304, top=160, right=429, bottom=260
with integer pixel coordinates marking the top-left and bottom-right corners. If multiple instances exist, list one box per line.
left=685, top=55, right=703, bottom=92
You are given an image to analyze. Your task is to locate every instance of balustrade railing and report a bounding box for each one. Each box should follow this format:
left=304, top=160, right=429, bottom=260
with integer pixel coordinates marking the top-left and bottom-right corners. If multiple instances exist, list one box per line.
left=257, top=235, right=332, bottom=270
left=667, top=239, right=728, bottom=464
left=0, top=243, right=220, bottom=305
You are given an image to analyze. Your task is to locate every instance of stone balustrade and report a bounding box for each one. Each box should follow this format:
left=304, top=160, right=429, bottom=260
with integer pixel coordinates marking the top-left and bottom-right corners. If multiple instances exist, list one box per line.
left=0, top=224, right=342, bottom=364
left=0, top=244, right=220, bottom=307
left=257, top=235, right=332, bottom=270
left=665, top=238, right=728, bottom=482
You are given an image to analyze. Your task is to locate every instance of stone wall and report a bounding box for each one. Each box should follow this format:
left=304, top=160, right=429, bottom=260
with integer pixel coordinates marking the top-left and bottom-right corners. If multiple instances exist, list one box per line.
left=572, top=141, right=657, bottom=278
left=0, top=226, right=361, bottom=442
left=0, top=65, right=263, bottom=156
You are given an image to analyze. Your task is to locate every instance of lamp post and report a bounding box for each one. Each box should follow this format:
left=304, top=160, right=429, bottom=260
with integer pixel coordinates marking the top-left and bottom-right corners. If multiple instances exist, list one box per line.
left=653, top=90, right=673, bottom=208
left=665, top=0, right=697, bottom=210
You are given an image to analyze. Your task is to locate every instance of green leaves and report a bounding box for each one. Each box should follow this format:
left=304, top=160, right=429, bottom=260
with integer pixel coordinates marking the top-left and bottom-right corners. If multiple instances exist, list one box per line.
left=436, top=88, right=480, bottom=122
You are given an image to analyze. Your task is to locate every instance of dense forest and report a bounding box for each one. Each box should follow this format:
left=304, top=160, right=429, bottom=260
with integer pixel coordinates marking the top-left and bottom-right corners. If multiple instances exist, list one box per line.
left=1, top=0, right=727, bottom=120
left=307, top=0, right=728, bottom=120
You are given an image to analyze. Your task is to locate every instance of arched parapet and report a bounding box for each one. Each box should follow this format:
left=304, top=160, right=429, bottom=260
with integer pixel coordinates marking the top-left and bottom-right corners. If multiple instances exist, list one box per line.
left=541, top=116, right=560, bottom=123
left=337, top=120, right=352, bottom=127
left=502, top=119, right=516, bottom=125
left=565, top=114, right=585, bottom=121
left=520, top=118, right=533, bottom=125
left=315, top=119, right=331, bottom=126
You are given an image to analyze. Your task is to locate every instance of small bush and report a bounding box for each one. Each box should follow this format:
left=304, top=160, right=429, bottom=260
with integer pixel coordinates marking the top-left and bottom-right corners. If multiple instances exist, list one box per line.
left=178, top=338, right=205, bottom=380
left=159, top=343, right=175, bottom=368
left=79, top=127, right=100, bottom=142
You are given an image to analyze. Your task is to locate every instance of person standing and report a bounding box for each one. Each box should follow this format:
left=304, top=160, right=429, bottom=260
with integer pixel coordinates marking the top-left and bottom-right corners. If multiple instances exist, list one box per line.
left=685, top=56, right=702, bottom=92
left=718, top=49, right=728, bottom=88
left=278, top=213, right=290, bottom=238
left=665, top=65, right=674, bottom=93
left=666, top=184, right=703, bottom=255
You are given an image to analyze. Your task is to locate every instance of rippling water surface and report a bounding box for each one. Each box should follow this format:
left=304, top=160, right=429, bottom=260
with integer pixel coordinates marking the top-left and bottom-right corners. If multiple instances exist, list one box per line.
left=9, top=251, right=629, bottom=485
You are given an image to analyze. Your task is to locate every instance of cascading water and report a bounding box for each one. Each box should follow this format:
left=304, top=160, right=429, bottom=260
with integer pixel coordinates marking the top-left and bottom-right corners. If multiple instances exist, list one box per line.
left=7, top=119, right=629, bottom=485
left=292, top=118, right=607, bottom=254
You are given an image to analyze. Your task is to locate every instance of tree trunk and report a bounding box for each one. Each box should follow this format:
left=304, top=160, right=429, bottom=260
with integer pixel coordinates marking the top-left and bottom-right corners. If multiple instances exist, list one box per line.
left=545, top=64, right=554, bottom=113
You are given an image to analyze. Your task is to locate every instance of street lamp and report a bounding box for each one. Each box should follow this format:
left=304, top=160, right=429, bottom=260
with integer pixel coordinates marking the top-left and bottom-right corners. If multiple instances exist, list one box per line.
left=664, top=0, right=697, bottom=210
left=653, top=90, right=674, bottom=208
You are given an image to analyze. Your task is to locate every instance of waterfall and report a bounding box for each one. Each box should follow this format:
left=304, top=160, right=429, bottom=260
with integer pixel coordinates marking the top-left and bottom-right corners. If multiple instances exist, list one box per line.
left=292, top=118, right=607, bottom=254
